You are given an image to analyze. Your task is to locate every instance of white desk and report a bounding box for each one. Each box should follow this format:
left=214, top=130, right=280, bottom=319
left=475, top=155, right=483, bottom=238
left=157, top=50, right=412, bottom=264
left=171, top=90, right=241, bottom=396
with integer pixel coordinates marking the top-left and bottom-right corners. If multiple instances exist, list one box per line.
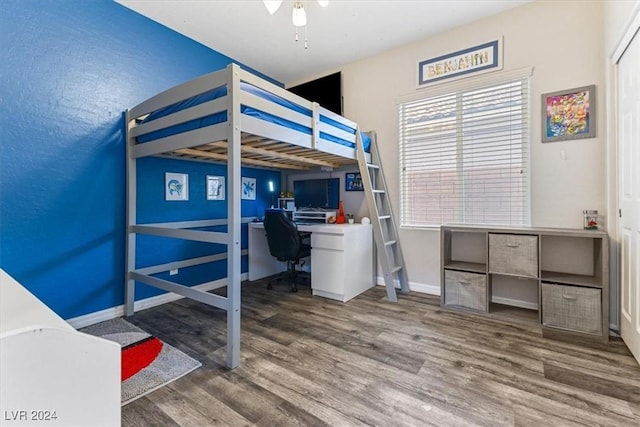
left=248, top=222, right=373, bottom=302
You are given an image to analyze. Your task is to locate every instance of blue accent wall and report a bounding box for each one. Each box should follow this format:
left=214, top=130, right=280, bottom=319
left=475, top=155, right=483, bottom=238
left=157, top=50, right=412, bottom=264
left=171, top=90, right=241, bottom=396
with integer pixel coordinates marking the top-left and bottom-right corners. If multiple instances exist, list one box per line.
left=0, top=0, right=281, bottom=319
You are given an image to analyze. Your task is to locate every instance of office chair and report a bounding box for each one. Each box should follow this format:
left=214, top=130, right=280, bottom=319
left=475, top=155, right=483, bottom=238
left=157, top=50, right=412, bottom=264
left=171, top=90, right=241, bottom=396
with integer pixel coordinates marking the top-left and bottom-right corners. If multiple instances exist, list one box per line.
left=263, top=208, right=311, bottom=292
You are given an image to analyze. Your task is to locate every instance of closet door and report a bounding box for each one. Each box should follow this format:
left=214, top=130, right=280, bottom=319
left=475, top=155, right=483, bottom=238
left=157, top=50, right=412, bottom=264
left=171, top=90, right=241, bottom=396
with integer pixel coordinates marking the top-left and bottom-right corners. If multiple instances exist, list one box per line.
left=618, top=28, right=640, bottom=364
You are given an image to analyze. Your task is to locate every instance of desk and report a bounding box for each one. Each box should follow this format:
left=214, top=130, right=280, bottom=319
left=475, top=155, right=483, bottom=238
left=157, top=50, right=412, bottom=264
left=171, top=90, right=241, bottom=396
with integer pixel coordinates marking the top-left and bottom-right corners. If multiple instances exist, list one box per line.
left=248, top=222, right=373, bottom=302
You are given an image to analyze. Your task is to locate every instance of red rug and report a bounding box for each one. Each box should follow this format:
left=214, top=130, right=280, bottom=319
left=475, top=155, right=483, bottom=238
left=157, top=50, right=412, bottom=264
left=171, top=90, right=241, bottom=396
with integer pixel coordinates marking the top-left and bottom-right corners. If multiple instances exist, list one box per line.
left=121, top=335, right=164, bottom=381
left=81, top=318, right=201, bottom=405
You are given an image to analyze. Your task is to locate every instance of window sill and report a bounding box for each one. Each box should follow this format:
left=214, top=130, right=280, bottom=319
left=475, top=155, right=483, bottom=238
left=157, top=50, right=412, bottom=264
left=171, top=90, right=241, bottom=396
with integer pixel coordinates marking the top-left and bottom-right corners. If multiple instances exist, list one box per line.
left=400, top=225, right=441, bottom=231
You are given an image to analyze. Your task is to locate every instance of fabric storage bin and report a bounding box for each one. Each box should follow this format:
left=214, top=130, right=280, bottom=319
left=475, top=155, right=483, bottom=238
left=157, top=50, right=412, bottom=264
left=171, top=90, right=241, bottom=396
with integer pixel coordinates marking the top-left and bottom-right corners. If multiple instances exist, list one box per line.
left=489, top=233, right=538, bottom=278
left=444, top=270, right=487, bottom=312
left=541, top=282, right=602, bottom=335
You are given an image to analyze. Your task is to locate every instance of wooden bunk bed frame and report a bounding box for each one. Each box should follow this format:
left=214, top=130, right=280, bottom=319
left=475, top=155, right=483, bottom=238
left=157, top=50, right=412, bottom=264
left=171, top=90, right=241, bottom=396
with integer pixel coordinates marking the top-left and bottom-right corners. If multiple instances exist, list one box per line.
left=125, top=63, right=372, bottom=369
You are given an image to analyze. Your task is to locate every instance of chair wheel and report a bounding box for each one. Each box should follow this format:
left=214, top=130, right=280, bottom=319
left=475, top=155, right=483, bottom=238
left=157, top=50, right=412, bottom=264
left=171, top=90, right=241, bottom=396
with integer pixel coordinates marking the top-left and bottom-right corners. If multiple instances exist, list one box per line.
left=291, top=286, right=298, bottom=293
left=267, top=282, right=273, bottom=290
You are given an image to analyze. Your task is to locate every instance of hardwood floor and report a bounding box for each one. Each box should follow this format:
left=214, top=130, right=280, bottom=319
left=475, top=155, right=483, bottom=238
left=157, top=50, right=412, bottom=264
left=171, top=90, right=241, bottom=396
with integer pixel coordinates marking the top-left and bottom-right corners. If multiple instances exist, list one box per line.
left=122, top=281, right=640, bottom=426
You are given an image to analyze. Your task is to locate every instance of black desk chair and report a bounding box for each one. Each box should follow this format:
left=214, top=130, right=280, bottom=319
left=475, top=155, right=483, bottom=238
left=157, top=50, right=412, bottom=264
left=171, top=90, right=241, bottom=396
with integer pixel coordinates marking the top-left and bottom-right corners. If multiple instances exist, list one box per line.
left=263, top=208, right=311, bottom=292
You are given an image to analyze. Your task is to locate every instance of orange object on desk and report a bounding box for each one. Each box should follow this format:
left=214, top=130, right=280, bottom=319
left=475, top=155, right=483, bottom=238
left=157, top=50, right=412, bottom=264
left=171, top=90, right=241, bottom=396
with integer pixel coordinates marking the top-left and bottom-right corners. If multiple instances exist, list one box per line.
left=336, top=200, right=345, bottom=224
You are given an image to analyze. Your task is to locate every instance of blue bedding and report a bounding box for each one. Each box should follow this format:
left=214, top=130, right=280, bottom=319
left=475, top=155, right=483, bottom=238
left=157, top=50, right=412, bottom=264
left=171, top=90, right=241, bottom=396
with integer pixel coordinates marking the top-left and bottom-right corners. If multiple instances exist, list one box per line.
left=137, top=82, right=371, bottom=152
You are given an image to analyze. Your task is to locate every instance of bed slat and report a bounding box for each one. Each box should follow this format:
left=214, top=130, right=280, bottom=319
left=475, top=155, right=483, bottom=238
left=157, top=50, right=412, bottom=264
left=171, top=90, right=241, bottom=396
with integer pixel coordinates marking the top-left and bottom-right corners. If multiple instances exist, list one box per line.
left=131, top=97, right=228, bottom=138
left=131, top=225, right=227, bottom=245
left=130, top=272, right=228, bottom=311
left=129, top=71, right=228, bottom=120
left=241, top=115, right=312, bottom=149
left=318, top=105, right=357, bottom=129
left=132, top=123, right=228, bottom=158
left=317, top=122, right=357, bottom=145
left=135, top=250, right=248, bottom=276
left=139, top=217, right=255, bottom=229
left=241, top=91, right=312, bottom=130
left=316, top=137, right=358, bottom=160
left=174, top=148, right=310, bottom=170
left=209, top=141, right=339, bottom=168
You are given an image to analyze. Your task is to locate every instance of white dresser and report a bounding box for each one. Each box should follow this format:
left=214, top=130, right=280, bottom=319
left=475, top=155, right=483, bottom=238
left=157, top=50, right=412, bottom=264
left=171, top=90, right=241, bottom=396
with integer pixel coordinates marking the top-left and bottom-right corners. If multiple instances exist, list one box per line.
left=0, top=269, right=121, bottom=426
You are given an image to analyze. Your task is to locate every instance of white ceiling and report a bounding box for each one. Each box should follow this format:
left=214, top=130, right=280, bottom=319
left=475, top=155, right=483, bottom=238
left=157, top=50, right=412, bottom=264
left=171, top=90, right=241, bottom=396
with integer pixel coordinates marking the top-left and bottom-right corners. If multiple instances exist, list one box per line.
left=116, top=0, right=531, bottom=85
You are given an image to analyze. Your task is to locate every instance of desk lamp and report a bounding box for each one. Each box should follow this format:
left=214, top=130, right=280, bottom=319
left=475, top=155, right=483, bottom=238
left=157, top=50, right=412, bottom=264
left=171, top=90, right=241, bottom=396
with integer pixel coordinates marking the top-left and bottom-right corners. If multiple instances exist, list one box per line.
left=268, top=180, right=275, bottom=208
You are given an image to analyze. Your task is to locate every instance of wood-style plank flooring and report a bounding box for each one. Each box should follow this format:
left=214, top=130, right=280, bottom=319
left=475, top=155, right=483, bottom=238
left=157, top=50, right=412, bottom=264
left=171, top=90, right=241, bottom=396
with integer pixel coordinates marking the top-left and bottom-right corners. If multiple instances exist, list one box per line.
left=122, top=281, right=640, bottom=426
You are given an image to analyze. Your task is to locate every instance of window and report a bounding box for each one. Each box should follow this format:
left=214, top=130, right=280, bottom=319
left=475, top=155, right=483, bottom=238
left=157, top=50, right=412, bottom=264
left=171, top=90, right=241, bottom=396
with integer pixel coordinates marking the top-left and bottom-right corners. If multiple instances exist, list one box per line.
left=399, top=74, right=530, bottom=227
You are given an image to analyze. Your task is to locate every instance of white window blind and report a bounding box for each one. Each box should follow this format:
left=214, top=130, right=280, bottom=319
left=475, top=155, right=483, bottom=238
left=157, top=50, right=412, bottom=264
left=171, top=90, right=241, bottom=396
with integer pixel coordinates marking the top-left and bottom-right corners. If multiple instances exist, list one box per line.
left=399, top=77, right=530, bottom=227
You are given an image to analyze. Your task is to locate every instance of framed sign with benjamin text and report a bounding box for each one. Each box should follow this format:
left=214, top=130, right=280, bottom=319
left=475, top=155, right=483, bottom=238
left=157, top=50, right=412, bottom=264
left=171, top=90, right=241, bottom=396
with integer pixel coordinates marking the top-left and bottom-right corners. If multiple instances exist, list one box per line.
left=418, top=38, right=503, bottom=87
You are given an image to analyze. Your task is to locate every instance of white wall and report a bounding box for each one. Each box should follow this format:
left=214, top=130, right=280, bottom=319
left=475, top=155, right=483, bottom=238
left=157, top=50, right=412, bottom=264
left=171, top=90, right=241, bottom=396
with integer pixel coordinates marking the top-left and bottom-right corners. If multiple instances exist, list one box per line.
left=291, top=0, right=608, bottom=300
left=604, top=0, right=640, bottom=54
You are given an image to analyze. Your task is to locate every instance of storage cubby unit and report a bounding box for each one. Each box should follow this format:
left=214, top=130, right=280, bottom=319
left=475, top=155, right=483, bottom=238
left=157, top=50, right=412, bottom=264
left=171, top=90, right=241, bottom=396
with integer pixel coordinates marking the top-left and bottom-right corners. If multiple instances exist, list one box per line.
left=441, top=225, right=609, bottom=341
left=539, top=234, right=608, bottom=338
left=442, top=228, right=487, bottom=274
left=441, top=228, right=488, bottom=312
left=540, top=235, right=605, bottom=287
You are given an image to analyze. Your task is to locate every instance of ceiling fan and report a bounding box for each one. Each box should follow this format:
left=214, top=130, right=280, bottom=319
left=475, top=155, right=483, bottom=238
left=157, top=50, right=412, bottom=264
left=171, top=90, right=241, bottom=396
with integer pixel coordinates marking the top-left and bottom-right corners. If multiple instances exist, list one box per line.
left=262, top=0, right=330, bottom=48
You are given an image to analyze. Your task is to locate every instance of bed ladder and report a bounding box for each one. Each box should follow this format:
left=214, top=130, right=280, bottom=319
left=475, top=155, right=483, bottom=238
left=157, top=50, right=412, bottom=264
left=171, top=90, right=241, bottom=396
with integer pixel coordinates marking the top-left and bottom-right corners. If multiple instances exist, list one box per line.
left=356, top=130, right=409, bottom=302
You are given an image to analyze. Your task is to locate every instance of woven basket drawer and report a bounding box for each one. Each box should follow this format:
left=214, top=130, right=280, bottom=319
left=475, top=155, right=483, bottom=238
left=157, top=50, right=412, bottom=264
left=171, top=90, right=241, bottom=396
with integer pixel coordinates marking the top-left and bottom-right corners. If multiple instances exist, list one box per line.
left=489, top=234, right=538, bottom=278
left=541, top=283, right=602, bottom=335
left=444, top=270, right=487, bottom=312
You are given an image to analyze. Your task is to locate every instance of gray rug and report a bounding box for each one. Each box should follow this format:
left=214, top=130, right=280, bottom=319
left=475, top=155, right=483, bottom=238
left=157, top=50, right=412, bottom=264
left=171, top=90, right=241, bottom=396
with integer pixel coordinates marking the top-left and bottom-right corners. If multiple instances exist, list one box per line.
left=81, top=317, right=201, bottom=405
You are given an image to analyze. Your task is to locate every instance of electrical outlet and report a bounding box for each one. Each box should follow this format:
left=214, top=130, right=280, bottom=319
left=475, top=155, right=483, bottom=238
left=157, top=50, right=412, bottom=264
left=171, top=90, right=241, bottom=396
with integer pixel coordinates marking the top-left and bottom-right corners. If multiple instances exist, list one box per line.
left=169, top=269, right=178, bottom=276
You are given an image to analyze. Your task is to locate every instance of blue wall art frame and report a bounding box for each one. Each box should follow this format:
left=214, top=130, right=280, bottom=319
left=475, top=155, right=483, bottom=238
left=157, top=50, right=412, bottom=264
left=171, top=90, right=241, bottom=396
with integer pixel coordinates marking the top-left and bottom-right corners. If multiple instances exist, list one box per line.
left=165, top=172, right=188, bottom=201
left=206, top=175, right=225, bottom=200
left=345, top=172, right=364, bottom=191
left=242, top=177, right=256, bottom=200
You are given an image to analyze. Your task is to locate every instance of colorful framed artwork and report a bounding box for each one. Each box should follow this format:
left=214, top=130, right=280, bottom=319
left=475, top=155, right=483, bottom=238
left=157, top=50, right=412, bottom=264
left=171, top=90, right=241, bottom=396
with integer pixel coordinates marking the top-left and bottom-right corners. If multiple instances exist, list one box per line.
left=165, top=172, right=188, bottom=201
left=206, top=175, right=225, bottom=201
left=542, top=85, right=596, bottom=142
left=241, top=177, right=256, bottom=200
left=345, top=172, right=364, bottom=191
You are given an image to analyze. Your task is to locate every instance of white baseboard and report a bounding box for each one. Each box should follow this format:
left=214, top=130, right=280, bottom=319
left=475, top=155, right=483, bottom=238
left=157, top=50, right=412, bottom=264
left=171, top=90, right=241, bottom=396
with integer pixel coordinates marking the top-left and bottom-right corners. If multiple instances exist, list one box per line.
left=68, top=306, right=123, bottom=330
left=375, top=276, right=537, bottom=310
left=408, top=282, right=441, bottom=295
left=67, top=274, right=246, bottom=329
left=375, top=276, right=440, bottom=296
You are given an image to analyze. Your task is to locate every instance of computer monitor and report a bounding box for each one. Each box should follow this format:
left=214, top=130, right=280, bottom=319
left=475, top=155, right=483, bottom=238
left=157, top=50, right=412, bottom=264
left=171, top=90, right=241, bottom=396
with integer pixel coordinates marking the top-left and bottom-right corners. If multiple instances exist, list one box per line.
left=293, top=178, right=339, bottom=210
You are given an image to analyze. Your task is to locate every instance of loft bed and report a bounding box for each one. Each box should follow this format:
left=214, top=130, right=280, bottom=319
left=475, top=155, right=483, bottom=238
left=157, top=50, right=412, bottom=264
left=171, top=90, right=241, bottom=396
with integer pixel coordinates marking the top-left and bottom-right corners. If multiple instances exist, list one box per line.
left=125, top=63, right=372, bottom=369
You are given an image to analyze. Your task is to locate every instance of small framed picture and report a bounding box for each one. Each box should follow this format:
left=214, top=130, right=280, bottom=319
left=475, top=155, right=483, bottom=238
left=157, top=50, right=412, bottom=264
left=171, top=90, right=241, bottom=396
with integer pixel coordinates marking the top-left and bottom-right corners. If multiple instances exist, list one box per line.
left=345, top=172, right=364, bottom=191
left=542, top=85, right=596, bottom=143
left=165, top=172, right=188, bottom=201
left=241, top=177, right=256, bottom=200
left=206, top=176, right=225, bottom=200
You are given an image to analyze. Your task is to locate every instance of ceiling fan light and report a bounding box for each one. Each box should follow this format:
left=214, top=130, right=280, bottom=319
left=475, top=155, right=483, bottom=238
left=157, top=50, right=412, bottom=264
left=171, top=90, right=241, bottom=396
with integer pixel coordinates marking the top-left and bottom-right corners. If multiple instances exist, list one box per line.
left=263, top=0, right=283, bottom=15
left=317, top=0, right=329, bottom=7
left=292, top=2, right=307, bottom=27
